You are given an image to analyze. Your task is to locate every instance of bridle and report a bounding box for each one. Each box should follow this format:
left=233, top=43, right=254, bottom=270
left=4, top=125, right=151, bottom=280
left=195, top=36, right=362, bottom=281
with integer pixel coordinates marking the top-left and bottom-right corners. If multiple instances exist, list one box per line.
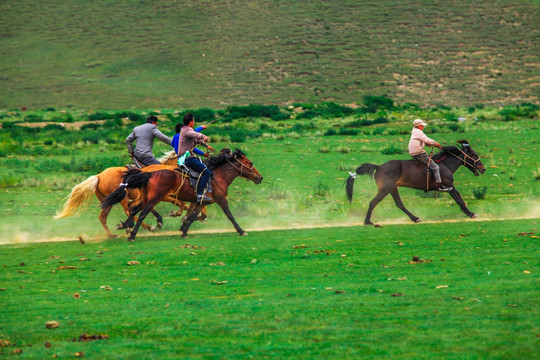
left=446, top=146, right=482, bottom=170
left=227, top=156, right=258, bottom=179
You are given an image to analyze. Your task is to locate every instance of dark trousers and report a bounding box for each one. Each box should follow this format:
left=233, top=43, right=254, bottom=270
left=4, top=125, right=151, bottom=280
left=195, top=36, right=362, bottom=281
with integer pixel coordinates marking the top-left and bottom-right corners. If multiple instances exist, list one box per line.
left=137, top=155, right=160, bottom=167
left=412, top=153, right=441, bottom=183
left=185, top=157, right=213, bottom=195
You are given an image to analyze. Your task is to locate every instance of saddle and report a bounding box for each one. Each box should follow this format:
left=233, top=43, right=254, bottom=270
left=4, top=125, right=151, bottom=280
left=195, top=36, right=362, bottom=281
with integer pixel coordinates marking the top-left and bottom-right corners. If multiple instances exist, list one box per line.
left=174, top=165, right=212, bottom=194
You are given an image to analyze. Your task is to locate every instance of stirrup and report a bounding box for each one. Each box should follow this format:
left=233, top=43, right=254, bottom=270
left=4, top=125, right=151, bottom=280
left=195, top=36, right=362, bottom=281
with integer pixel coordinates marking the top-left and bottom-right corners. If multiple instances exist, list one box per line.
left=438, top=184, right=453, bottom=192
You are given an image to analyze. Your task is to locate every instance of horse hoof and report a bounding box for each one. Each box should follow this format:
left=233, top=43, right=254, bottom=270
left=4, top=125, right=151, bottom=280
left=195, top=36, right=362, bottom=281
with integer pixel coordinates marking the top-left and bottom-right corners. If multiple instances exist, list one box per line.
left=168, top=210, right=180, bottom=217
left=107, top=234, right=118, bottom=239
left=415, top=219, right=422, bottom=223
left=239, top=232, right=249, bottom=236
left=149, top=226, right=156, bottom=233
left=116, top=223, right=125, bottom=230
left=128, top=237, right=135, bottom=242
left=471, top=213, right=478, bottom=218
left=157, top=222, right=163, bottom=230
left=181, top=234, right=188, bottom=238
left=374, top=224, right=382, bottom=228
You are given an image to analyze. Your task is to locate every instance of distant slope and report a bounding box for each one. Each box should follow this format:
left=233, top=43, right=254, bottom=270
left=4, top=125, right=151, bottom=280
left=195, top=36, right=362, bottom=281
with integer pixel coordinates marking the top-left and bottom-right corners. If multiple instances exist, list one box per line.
left=0, top=0, right=538, bottom=109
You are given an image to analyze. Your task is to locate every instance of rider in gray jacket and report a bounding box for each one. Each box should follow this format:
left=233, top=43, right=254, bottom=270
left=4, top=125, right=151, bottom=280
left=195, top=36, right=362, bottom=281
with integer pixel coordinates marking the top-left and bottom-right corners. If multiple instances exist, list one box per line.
left=126, top=115, right=172, bottom=166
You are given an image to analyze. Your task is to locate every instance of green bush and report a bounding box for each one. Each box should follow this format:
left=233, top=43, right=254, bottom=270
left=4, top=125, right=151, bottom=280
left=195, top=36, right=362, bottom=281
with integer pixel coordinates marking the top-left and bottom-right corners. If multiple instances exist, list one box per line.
left=381, top=146, right=402, bottom=155
left=339, top=129, right=358, bottom=136
left=24, top=114, right=44, bottom=122
left=221, top=104, right=289, bottom=122
left=312, top=181, right=329, bottom=197
left=499, top=104, right=538, bottom=121
left=80, top=123, right=101, bottom=131
left=472, top=186, right=488, bottom=200
left=324, top=128, right=337, bottom=136
left=363, top=95, right=394, bottom=113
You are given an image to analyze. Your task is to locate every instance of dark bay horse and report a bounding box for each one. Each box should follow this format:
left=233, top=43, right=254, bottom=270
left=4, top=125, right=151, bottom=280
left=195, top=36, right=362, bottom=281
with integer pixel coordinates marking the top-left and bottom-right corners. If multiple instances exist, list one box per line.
left=101, top=149, right=263, bottom=240
left=346, top=140, right=486, bottom=226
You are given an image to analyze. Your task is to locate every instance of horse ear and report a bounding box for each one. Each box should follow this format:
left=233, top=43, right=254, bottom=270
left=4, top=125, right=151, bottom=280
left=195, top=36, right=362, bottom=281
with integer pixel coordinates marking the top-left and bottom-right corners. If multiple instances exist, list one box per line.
left=457, top=139, right=469, bottom=148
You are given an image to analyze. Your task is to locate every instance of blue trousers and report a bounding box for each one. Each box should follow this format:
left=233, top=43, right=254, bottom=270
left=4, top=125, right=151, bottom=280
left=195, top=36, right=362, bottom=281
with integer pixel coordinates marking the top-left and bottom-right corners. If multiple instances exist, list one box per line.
left=185, top=157, right=213, bottom=196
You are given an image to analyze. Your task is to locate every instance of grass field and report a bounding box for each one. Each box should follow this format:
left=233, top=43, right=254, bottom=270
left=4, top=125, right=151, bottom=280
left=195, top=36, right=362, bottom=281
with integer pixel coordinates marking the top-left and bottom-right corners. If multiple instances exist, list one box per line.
left=0, top=107, right=538, bottom=358
left=0, top=219, right=538, bottom=358
left=0, top=0, right=539, bottom=109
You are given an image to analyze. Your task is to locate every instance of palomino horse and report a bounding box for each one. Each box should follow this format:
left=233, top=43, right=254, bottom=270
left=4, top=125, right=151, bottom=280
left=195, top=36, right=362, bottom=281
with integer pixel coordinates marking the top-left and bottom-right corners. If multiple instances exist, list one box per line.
left=346, top=140, right=486, bottom=226
left=54, top=151, right=206, bottom=238
left=102, top=149, right=263, bottom=240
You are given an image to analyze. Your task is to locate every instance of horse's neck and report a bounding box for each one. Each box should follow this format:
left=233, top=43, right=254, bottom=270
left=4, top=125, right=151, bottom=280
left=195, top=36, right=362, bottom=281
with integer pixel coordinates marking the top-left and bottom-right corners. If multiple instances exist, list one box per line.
left=441, top=153, right=463, bottom=173
left=212, top=163, right=239, bottom=186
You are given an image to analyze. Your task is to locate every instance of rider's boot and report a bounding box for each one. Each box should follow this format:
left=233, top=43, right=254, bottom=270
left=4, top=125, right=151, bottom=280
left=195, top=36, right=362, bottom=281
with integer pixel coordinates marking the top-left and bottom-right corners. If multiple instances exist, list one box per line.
left=437, top=183, right=453, bottom=192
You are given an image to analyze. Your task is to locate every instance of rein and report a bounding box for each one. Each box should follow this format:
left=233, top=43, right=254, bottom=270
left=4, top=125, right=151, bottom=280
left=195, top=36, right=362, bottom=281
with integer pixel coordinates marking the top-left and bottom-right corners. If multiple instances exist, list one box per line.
left=445, top=148, right=481, bottom=169
left=227, top=157, right=256, bottom=179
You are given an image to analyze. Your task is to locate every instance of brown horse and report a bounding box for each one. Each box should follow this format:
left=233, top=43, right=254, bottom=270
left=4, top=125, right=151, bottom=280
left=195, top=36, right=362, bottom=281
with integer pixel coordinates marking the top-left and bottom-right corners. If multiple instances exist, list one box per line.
left=102, top=149, right=263, bottom=240
left=54, top=151, right=206, bottom=237
left=346, top=140, right=486, bottom=226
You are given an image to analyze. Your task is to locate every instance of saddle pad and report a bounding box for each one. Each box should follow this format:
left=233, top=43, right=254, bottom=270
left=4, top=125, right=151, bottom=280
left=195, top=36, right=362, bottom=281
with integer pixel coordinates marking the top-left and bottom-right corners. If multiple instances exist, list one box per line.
left=174, top=166, right=212, bottom=194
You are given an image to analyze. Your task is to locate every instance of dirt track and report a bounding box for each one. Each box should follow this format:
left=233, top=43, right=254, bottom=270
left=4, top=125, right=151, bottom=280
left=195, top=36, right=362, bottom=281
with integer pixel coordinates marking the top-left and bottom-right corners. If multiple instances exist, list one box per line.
left=10, top=215, right=538, bottom=245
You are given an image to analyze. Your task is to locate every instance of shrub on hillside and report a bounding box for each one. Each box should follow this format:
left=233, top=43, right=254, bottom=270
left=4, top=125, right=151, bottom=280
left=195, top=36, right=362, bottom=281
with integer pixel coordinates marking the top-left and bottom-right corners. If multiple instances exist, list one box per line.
left=362, top=95, right=394, bottom=113
left=24, top=114, right=44, bottom=122
left=220, top=104, right=289, bottom=122
left=80, top=123, right=101, bottom=131
left=499, top=103, right=538, bottom=121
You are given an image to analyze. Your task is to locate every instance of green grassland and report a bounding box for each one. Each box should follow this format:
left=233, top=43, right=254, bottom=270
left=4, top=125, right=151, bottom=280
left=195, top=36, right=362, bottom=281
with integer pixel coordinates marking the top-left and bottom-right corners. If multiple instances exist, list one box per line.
left=0, top=0, right=539, bottom=109
left=0, top=104, right=539, bottom=242
left=0, top=220, right=538, bottom=358
left=0, top=105, right=539, bottom=358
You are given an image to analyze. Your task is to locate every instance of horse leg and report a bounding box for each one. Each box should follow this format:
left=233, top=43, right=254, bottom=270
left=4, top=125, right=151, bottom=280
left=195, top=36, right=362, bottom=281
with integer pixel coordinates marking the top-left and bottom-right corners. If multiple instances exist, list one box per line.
left=448, top=188, right=477, bottom=218
left=167, top=198, right=189, bottom=217
left=389, top=188, right=421, bottom=223
left=128, top=202, right=158, bottom=242
left=151, top=209, right=163, bottom=229
left=98, top=206, right=117, bottom=238
left=365, top=190, right=390, bottom=226
left=198, top=205, right=207, bottom=222
left=117, top=201, right=144, bottom=230
left=180, top=203, right=205, bottom=238
left=215, top=198, right=246, bottom=236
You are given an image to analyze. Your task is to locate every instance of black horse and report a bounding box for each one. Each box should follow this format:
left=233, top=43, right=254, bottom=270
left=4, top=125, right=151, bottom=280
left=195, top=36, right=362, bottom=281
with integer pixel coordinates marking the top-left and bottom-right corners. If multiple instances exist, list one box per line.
left=346, top=140, right=486, bottom=226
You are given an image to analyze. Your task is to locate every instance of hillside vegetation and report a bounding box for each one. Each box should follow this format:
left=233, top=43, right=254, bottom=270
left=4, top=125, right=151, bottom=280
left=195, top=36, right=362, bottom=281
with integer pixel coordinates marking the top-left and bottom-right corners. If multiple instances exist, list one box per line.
left=0, top=0, right=538, bottom=109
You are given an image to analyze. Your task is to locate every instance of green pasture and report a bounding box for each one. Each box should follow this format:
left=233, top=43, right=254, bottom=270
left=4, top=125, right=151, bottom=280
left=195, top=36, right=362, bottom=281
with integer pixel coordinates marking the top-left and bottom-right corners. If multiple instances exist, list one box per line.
left=0, top=219, right=538, bottom=358
left=0, top=107, right=538, bottom=242
left=0, top=107, right=538, bottom=358
left=1, top=0, right=539, bottom=108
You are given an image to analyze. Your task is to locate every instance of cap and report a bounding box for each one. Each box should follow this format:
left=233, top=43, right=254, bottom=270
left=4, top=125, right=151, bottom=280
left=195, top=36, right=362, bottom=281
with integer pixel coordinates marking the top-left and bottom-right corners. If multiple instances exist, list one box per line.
left=413, top=119, right=427, bottom=127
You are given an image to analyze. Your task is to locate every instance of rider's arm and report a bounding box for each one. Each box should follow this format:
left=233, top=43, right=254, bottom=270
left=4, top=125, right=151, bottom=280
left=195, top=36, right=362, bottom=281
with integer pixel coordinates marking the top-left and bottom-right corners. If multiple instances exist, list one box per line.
left=193, top=148, right=205, bottom=156
left=195, top=126, right=203, bottom=132
left=152, top=128, right=172, bottom=146
left=126, top=132, right=135, bottom=154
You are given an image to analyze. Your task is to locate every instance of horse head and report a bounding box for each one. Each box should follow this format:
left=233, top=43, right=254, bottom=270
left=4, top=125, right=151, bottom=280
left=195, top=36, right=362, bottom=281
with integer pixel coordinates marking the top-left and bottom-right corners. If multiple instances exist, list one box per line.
left=457, top=139, right=485, bottom=176
left=231, top=149, right=263, bottom=184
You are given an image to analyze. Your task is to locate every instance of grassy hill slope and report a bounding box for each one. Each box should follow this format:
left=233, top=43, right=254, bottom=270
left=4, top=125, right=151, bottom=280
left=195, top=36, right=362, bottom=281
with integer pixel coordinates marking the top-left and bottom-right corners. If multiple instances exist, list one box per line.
left=0, top=0, right=538, bottom=109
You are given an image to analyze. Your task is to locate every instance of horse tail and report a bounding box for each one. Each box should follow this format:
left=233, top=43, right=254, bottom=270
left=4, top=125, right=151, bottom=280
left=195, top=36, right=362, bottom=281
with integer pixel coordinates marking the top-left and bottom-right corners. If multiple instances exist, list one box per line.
left=100, top=172, right=152, bottom=209
left=346, top=163, right=379, bottom=203
left=54, top=175, right=98, bottom=219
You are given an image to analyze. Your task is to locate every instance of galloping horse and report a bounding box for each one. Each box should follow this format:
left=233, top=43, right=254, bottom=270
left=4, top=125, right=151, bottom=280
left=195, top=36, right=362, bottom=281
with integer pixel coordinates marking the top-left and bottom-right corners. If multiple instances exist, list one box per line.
left=102, top=149, right=263, bottom=240
left=54, top=151, right=205, bottom=237
left=346, top=140, right=486, bottom=226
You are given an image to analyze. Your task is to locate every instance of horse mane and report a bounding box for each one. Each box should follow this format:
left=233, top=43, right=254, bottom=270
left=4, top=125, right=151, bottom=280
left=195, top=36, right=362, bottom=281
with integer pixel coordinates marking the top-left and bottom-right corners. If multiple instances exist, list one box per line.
left=157, top=150, right=177, bottom=164
left=432, top=146, right=461, bottom=160
left=205, top=148, right=245, bottom=170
